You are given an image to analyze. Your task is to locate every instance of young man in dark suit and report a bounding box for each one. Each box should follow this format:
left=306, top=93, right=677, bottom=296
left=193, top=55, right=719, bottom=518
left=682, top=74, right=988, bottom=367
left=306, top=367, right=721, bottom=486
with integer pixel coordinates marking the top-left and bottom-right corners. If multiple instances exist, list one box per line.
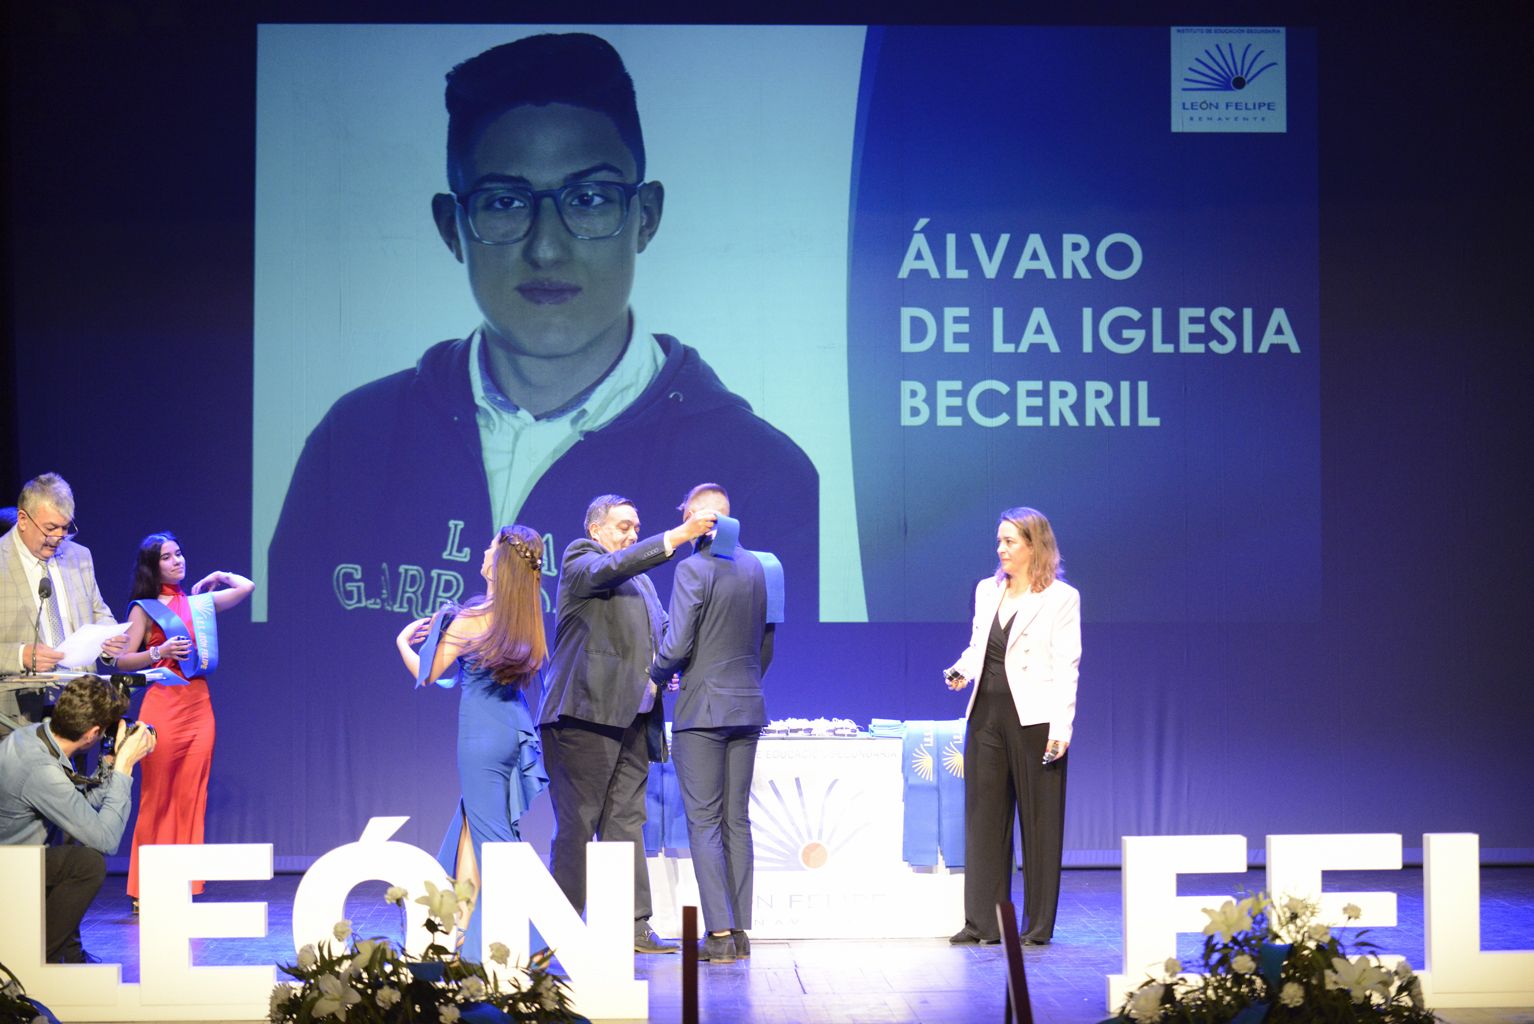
left=651, top=484, right=776, bottom=963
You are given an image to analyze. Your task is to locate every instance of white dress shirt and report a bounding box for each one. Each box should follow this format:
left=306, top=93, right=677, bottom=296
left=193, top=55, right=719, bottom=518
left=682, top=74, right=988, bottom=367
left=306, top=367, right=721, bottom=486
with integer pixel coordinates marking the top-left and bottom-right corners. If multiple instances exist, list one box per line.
left=10, top=527, right=73, bottom=668
left=472, top=313, right=665, bottom=530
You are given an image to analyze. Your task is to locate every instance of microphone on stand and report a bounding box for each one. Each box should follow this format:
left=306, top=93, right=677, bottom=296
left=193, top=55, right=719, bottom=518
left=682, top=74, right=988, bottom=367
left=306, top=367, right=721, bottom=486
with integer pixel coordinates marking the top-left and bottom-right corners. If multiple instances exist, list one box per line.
left=28, top=577, right=53, bottom=675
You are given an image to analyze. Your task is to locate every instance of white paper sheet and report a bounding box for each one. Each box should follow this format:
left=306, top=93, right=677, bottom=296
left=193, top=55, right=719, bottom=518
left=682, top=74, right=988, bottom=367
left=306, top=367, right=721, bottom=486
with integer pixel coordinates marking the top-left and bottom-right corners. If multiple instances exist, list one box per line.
left=57, top=621, right=132, bottom=670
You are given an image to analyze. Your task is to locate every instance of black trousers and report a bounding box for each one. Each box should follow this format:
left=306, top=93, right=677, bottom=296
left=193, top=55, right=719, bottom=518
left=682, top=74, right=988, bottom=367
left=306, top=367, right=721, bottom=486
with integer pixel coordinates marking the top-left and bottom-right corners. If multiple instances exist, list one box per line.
left=962, top=713, right=1067, bottom=942
left=45, top=844, right=106, bottom=962
left=540, top=716, right=654, bottom=926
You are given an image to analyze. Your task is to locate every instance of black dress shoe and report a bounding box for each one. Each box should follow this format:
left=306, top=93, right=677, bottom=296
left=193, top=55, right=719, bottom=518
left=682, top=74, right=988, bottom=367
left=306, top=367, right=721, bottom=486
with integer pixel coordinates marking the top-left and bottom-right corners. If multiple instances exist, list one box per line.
left=1020, top=935, right=1052, bottom=946
left=949, top=927, right=1001, bottom=945
left=634, top=926, right=680, bottom=954
left=731, top=929, right=750, bottom=958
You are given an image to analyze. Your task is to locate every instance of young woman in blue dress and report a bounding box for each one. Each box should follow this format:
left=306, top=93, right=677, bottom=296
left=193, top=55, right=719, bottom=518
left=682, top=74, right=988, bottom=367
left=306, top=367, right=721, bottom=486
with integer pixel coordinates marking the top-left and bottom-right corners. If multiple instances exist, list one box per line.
left=395, top=524, right=548, bottom=955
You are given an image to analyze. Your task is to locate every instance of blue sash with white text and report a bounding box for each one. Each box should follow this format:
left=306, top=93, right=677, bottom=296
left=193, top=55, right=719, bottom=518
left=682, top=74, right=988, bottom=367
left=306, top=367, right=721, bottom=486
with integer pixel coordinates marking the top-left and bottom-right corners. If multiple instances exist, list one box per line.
left=132, top=594, right=219, bottom=679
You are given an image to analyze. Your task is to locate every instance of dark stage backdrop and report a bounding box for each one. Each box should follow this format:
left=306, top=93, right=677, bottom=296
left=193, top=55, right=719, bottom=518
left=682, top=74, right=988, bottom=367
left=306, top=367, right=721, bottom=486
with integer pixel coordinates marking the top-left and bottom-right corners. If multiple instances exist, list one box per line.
left=4, top=3, right=1531, bottom=868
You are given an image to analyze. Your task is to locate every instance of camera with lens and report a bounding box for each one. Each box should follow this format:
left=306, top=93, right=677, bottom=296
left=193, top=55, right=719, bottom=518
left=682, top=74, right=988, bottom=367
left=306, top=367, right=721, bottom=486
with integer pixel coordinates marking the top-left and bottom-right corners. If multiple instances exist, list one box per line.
left=97, top=674, right=153, bottom=756
left=100, top=718, right=154, bottom=756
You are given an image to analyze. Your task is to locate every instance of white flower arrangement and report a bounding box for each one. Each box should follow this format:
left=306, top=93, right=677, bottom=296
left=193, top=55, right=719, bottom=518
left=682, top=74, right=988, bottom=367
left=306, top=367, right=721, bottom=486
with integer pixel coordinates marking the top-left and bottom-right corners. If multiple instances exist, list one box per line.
left=1107, top=892, right=1436, bottom=1023
left=268, top=883, right=583, bottom=1024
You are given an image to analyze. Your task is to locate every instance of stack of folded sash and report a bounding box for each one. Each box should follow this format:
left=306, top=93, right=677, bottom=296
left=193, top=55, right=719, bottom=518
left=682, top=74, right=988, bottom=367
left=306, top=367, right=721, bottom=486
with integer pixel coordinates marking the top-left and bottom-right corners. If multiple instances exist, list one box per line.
left=878, top=718, right=967, bottom=868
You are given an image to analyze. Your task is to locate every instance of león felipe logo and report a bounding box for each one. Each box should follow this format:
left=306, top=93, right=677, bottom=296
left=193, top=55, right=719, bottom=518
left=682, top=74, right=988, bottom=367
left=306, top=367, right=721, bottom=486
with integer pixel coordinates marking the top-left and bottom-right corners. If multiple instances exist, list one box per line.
left=1181, top=42, right=1278, bottom=93
left=1171, top=28, right=1287, bottom=133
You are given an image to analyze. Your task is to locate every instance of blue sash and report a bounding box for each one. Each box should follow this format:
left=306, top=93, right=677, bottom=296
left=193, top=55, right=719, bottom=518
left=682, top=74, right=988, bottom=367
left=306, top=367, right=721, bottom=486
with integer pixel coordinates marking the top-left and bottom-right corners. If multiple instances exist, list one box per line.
left=902, top=721, right=940, bottom=866
left=132, top=594, right=219, bottom=678
left=708, top=515, right=786, bottom=624
left=711, top=514, right=742, bottom=556
left=643, top=757, right=690, bottom=854
left=755, top=552, right=786, bottom=624
left=901, top=718, right=968, bottom=867
left=415, top=611, right=456, bottom=688
left=936, top=719, right=967, bottom=865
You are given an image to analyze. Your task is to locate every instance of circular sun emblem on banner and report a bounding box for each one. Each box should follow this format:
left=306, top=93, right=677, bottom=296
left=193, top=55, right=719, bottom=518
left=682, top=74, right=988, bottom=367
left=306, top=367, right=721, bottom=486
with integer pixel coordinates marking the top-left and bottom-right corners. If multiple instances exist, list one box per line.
left=1183, top=43, right=1277, bottom=92
left=750, top=778, right=876, bottom=871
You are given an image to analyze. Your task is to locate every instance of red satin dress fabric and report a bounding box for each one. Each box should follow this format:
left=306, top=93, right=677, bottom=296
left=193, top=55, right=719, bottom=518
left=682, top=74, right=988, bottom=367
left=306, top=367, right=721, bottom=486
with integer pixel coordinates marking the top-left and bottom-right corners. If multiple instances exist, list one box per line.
left=126, top=585, right=215, bottom=898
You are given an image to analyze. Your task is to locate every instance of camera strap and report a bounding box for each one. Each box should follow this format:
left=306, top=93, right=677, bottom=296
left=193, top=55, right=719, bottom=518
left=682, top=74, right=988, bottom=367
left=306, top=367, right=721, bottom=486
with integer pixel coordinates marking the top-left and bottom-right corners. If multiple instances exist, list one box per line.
left=34, top=723, right=104, bottom=788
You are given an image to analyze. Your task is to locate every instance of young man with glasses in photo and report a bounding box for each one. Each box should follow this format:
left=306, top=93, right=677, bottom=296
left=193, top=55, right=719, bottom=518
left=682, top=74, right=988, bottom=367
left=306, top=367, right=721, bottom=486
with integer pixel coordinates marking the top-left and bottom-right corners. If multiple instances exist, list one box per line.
left=269, top=32, right=817, bottom=658
left=1, top=474, right=129, bottom=734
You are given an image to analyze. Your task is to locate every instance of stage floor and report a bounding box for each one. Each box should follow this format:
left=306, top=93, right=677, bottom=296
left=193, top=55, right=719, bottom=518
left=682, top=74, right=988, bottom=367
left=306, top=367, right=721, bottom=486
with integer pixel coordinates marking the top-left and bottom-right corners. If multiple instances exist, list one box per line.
left=69, top=867, right=1534, bottom=1023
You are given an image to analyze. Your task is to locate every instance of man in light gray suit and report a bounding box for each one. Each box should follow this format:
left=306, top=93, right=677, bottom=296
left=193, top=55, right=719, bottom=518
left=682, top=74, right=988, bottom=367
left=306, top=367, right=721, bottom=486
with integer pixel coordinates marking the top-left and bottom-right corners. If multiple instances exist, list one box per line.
left=539, top=493, right=717, bottom=953
left=1, top=474, right=128, bottom=735
left=650, top=484, right=775, bottom=964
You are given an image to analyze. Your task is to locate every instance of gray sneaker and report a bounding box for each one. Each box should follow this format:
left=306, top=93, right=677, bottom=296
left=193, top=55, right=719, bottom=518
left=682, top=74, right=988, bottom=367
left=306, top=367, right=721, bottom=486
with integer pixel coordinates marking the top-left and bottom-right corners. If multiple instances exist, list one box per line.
left=731, top=929, right=750, bottom=958
left=701, top=932, right=738, bottom=963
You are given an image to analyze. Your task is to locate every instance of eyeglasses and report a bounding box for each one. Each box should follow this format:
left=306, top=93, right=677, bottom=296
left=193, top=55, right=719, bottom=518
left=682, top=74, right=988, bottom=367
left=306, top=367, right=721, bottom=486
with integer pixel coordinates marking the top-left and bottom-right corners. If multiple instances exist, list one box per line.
left=19, top=509, right=78, bottom=541
left=453, top=180, right=646, bottom=245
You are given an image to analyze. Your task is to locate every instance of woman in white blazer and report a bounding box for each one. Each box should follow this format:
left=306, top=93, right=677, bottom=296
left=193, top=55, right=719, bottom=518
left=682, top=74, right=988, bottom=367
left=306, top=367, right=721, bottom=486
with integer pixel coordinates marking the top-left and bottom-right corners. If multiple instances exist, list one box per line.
left=944, top=507, right=1080, bottom=945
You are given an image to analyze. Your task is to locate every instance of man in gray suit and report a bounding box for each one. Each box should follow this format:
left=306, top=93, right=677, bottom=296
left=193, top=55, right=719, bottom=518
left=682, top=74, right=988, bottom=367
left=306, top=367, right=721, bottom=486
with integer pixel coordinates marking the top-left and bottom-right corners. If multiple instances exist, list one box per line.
left=539, top=493, right=717, bottom=954
left=650, top=484, right=775, bottom=964
left=1, top=474, right=128, bottom=735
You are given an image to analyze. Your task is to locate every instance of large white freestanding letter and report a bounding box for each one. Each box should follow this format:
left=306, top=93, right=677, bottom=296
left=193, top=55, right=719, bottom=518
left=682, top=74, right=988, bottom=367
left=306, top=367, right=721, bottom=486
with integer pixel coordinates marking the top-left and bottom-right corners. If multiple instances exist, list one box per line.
left=1421, top=833, right=1534, bottom=1007
left=291, top=816, right=455, bottom=957
left=138, top=843, right=275, bottom=1007
left=0, top=842, right=276, bottom=1021
left=1106, top=834, right=1247, bottom=1009
left=1265, top=833, right=1402, bottom=928
left=0, top=846, right=123, bottom=1006
left=479, top=840, right=646, bottom=1020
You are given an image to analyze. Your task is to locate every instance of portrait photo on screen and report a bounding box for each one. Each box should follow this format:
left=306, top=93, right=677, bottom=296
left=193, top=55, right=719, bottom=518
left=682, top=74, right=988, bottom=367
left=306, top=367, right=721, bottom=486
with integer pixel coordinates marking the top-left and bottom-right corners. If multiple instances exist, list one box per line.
left=255, top=23, right=1318, bottom=640
left=253, top=24, right=867, bottom=637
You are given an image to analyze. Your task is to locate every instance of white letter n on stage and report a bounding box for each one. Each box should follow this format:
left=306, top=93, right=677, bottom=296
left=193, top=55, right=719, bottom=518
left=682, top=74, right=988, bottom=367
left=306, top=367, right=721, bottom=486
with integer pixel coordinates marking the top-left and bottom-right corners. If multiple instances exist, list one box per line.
left=481, top=840, right=647, bottom=1019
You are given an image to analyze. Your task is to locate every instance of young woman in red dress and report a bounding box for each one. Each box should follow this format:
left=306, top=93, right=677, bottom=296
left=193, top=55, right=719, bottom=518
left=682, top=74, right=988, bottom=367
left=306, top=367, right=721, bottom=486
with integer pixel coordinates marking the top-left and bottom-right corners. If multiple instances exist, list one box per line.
left=116, top=533, right=253, bottom=910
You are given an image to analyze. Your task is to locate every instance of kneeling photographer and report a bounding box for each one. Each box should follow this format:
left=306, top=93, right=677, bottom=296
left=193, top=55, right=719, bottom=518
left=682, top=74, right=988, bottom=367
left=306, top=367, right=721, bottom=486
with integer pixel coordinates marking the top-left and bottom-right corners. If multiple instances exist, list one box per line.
left=0, top=675, right=156, bottom=963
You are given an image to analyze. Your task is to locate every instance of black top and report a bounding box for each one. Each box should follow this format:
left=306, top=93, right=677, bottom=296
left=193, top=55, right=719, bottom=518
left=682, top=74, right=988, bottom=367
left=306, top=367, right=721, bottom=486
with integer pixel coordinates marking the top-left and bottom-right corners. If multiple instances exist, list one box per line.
left=977, top=608, right=1014, bottom=698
